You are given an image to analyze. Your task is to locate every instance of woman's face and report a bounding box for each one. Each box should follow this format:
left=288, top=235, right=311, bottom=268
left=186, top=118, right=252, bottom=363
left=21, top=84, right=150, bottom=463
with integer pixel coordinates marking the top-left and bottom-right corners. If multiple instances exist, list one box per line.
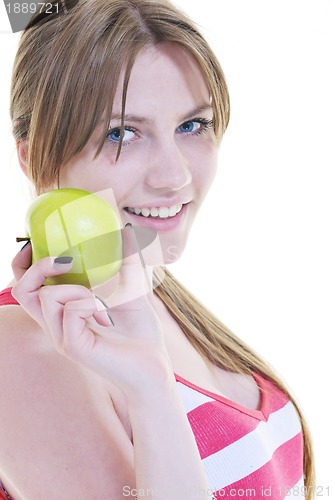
left=59, top=43, right=219, bottom=263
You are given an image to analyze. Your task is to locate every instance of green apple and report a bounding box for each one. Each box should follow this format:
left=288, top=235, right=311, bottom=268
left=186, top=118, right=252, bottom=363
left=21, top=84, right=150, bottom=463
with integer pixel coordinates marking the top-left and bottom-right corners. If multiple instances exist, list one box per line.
left=25, top=188, right=123, bottom=288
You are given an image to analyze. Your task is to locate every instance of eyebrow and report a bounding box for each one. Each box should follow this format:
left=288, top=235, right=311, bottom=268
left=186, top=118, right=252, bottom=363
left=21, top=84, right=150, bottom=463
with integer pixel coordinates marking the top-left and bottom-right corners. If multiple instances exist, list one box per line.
left=180, top=104, right=213, bottom=122
left=109, top=104, right=213, bottom=125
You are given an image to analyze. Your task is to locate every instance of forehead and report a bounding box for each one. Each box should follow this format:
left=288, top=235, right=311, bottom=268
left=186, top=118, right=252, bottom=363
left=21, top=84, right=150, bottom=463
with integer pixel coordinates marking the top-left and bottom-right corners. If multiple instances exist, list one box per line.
left=112, top=43, right=210, bottom=118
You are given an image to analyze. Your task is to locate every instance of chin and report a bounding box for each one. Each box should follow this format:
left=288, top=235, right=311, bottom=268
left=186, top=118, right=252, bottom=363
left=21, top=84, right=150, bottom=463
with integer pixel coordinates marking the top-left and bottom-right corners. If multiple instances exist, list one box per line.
left=162, top=244, right=185, bottom=264
left=159, top=231, right=189, bottom=265
left=138, top=231, right=187, bottom=267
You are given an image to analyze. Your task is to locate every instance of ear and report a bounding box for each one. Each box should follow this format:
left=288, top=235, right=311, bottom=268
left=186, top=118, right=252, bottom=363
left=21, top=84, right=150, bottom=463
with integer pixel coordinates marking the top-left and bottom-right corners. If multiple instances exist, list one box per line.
left=16, top=140, right=29, bottom=177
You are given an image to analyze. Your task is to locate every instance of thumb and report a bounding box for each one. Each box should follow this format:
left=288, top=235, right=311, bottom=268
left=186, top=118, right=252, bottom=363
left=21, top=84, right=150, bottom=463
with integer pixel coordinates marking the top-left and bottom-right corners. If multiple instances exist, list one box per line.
left=11, top=240, right=32, bottom=281
left=107, top=224, right=151, bottom=309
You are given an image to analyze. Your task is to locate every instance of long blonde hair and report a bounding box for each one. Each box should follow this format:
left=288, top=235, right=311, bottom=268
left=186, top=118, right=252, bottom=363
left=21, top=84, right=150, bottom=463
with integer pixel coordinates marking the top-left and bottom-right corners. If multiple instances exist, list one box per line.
left=10, top=0, right=314, bottom=494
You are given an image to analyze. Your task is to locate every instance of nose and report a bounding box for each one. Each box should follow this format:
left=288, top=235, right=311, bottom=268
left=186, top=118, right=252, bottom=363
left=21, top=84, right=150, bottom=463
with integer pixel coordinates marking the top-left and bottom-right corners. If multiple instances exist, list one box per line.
left=144, top=139, right=192, bottom=191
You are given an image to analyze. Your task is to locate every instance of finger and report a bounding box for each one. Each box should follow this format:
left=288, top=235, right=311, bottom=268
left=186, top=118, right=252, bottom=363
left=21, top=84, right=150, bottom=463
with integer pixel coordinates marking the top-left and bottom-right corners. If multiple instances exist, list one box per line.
left=93, top=309, right=113, bottom=327
left=13, top=256, right=73, bottom=300
left=94, top=296, right=115, bottom=325
left=11, top=240, right=32, bottom=281
left=108, top=224, right=151, bottom=309
left=39, top=285, right=104, bottom=348
left=61, top=297, right=115, bottom=360
left=11, top=256, right=73, bottom=328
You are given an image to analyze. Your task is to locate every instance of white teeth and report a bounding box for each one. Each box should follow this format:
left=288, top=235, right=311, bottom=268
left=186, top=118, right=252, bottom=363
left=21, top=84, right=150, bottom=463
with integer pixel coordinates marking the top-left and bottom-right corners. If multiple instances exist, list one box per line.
left=127, top=204, right=183, bottom=218
left=169, top=205, right=178, bottom=217
left=150, top=208, right=159, bottom=217
left=158, top=207, right=170, bottom=218
left=141, top=208, right=151, bottom=217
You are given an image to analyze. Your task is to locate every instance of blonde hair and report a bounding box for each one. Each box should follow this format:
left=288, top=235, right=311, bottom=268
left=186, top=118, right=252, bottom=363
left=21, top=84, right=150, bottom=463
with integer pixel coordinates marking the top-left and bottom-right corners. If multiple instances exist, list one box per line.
left=10, top=0, right=314, bottom=494
left=11, top=0, right=229, bottom=194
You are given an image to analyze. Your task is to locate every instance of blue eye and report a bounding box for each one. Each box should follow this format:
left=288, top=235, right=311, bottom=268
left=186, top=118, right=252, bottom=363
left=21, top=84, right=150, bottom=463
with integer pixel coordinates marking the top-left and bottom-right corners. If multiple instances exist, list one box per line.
left=178, top=121, right=199, bottom=133
left=107, top=128, right=122, bottom=141
left=177, top=118, right=213, bottom=135
left=106, top=127, right=136, bottom=143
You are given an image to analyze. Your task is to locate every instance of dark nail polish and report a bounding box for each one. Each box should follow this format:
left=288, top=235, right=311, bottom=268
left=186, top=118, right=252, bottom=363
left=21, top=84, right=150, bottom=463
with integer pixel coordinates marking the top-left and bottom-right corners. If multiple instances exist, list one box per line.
left=53, top=256, right=73, bottom=265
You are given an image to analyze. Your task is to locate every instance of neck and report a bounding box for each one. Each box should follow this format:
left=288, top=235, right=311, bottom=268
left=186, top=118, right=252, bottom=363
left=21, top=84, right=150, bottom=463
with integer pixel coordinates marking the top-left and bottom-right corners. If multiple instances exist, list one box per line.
left=94, top=265, right=160, bottom=303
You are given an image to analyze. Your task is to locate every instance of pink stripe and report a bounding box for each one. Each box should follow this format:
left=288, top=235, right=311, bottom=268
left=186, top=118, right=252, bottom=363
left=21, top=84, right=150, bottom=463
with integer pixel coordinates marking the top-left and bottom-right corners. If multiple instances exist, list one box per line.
left=185, top=379, right=291, bottom=460
left=213, top=433, right=304, bottom=499
left=175, top=373, right=290, bottom=422
left=187, top=400, right=262, bottom=458
left=263, top=379, right=290, bottom=414
left=0, top=288, right=18, bottom=306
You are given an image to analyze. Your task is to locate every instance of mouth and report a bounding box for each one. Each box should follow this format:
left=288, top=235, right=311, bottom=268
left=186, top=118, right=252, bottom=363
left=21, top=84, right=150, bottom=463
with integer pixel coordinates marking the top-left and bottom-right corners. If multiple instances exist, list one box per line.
left=125, top=204, right=183, bottom=219
left=123, top=203, right=189, bottom=232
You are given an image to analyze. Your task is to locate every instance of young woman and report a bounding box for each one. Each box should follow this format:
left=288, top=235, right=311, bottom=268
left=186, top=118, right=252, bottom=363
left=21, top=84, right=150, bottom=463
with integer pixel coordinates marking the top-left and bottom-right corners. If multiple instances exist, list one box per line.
left=0, top=0, right=314, bottom=498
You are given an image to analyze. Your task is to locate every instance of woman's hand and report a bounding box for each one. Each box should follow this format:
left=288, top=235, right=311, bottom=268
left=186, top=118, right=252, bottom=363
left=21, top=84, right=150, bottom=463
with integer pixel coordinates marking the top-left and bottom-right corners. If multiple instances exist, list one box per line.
left=11, top=230, right=213, bottom=500
left=11, top=227, right=172, bottom=399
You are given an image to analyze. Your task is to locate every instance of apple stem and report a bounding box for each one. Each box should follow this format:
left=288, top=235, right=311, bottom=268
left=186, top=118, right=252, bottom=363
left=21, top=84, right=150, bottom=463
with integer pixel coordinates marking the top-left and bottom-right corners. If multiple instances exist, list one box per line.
left=16, top=237, right=31, bottom=243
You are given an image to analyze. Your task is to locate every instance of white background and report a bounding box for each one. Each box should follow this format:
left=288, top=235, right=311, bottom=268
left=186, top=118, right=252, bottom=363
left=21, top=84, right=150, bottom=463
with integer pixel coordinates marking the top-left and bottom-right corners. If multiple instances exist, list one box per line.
left=0, top=0, right=332, bottom=493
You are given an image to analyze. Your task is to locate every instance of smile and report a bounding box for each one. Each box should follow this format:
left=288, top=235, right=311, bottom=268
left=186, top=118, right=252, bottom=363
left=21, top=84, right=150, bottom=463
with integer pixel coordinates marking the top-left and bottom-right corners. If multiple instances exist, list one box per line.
left=124, top=203, right=189, bottom=233
left=126, top=204, right=183, bottom=219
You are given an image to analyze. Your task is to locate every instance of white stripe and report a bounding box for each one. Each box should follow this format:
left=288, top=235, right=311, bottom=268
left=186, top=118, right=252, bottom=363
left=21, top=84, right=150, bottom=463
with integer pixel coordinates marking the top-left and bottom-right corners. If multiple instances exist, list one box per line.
left=203, top=401, right=302, bottom=490
left=176, top=381, right=214, bottom=413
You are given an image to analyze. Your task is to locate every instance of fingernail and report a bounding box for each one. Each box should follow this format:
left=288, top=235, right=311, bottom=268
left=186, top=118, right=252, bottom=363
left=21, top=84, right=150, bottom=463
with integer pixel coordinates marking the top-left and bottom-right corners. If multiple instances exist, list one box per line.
left=94, top=295, right=115, bottom=326
left=107, top=312, right=115, bottom=326
left=125, top=222, right=132, bottom=227
left=20, top=240, right=31, bottom=251
left=53, top=256, right=73, bottom=266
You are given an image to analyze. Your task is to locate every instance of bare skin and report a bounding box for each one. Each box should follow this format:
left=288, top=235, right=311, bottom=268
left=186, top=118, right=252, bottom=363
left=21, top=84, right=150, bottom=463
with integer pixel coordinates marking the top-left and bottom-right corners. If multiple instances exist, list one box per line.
left=0, top=238, right=260, bottom=500
left=0, top=45, right=260, bottom=499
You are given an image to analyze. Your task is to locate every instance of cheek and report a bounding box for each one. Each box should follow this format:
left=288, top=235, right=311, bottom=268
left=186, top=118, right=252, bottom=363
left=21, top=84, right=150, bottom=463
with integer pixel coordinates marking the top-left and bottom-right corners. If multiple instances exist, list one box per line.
left=192, top=146, right=218, bottom=198
left=59, top=153, right=116, bottom=193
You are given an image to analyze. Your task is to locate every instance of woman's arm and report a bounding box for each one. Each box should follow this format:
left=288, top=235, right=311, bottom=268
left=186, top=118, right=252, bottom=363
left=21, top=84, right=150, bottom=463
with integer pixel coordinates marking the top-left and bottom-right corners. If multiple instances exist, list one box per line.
left=7, top=232, right=213, bottom=499
left=128, top=383, right=211, bottom=499
left=0, top=306, right=136, bottom=499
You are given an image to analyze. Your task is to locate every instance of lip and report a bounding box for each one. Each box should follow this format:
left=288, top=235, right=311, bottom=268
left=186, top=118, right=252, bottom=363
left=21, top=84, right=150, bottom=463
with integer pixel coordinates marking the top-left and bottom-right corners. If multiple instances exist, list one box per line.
left=123, top=203, right=189, bottom=232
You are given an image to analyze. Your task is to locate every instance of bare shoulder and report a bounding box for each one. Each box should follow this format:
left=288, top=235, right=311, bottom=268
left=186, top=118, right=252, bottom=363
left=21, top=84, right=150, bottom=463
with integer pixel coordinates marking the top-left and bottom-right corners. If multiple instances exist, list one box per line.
left=0, top=303, right=45, bottom=353
left=0, top=306, right=135, bottom=499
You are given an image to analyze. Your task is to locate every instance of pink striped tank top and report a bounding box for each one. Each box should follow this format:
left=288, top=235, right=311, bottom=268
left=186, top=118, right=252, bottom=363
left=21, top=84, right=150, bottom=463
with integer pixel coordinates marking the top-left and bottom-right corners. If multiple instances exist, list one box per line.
left=0, top=288, right=304, bottom=498
left=174, top=373, right=304, bottom=498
